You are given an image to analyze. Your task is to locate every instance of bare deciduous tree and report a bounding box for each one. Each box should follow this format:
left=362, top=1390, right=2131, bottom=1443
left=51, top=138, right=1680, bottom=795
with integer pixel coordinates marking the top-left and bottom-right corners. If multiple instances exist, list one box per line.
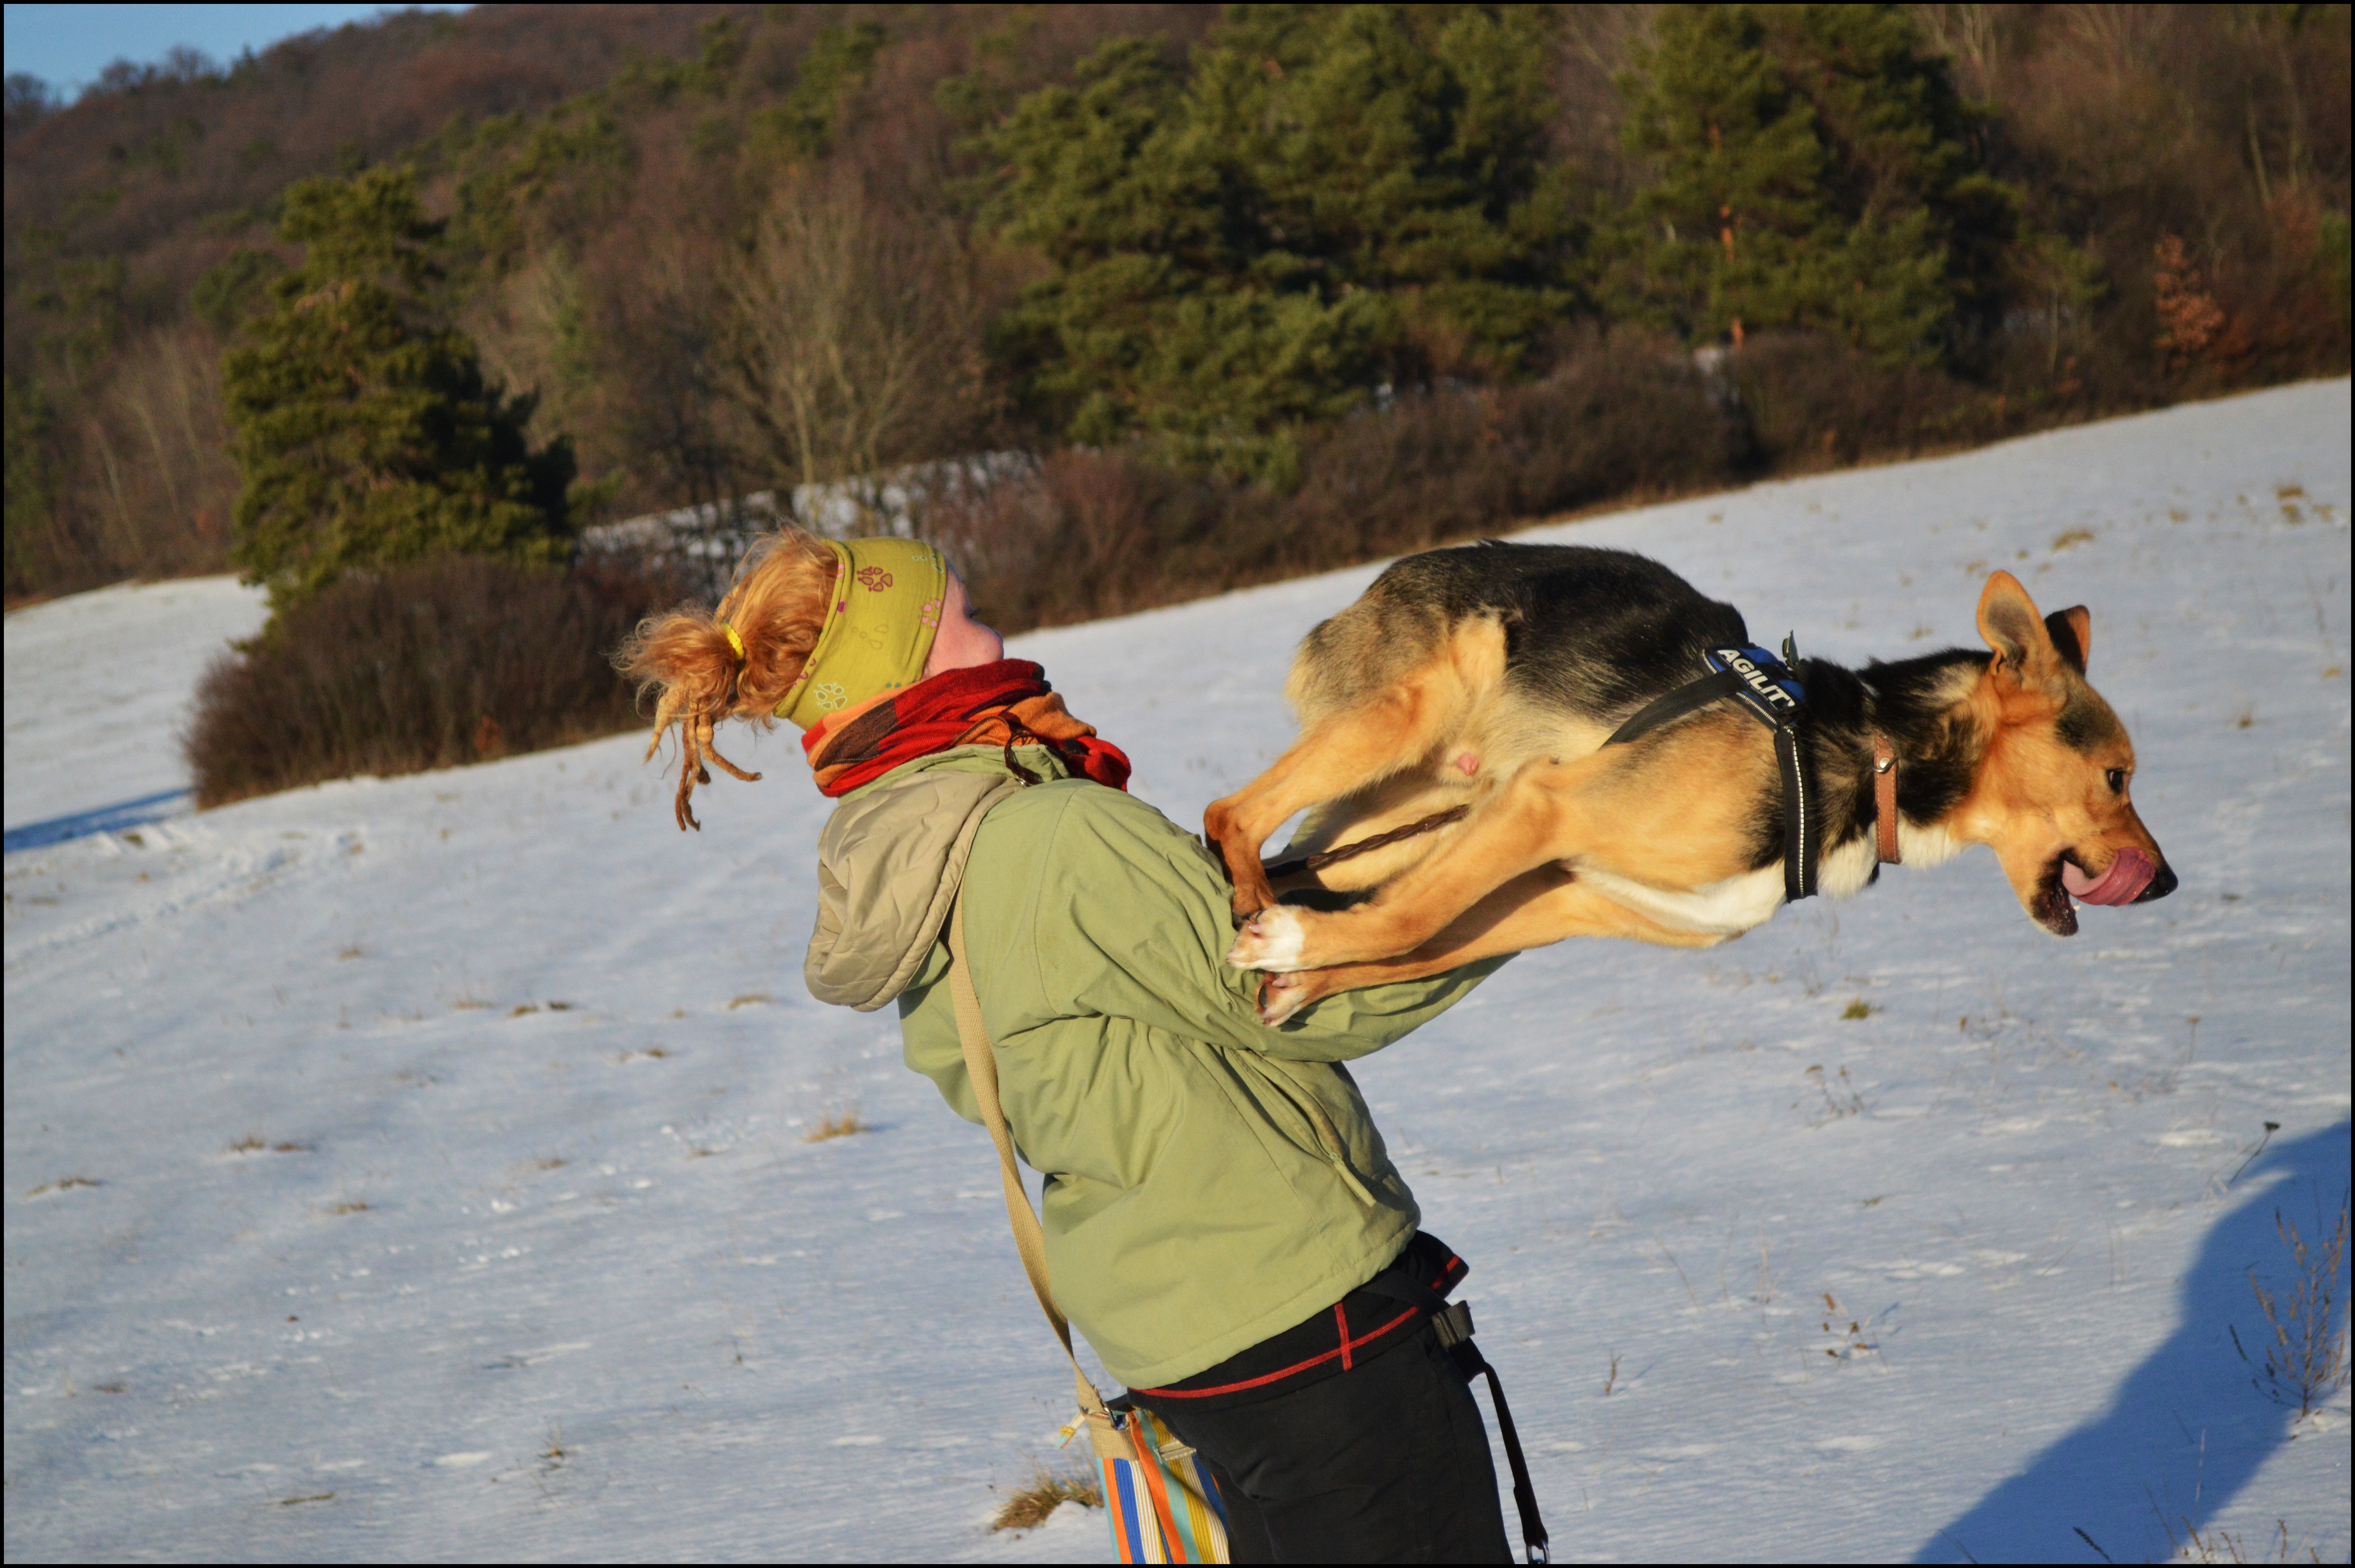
left=82, top=324, right=239, bottom=576
left=717, top=177, right=986, bottom=534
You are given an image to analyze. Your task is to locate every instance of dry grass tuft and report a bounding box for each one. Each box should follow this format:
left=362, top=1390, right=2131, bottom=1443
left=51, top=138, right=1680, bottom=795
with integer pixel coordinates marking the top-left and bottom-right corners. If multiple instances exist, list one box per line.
left=802, top=1108, right=870, bottom=1143
left=991, top=1457, right=1103, bottom=1533
left=1818, top=1291, right=1879, bottom=1363
left=1802, top=1064, right=1868, bottom=1122
left=1840, top=998, right=1880, bottom=1020
left=25, top=1176, right=101, bottom=1196
left=2160, top=1514, right=2327, bottom=1564
left=2240, top=1194, right=2350, bottom=1417
left=728, top=993, right=775, bottom=1009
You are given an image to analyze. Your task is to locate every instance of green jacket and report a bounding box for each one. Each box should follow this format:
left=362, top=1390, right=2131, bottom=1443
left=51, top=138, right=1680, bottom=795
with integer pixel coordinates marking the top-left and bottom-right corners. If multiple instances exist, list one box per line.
left=809, top=743, right=1503, bottom=1389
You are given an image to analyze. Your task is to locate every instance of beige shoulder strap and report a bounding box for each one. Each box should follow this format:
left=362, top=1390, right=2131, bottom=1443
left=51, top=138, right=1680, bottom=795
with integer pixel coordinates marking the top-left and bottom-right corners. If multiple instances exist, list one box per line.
left=947, top=898, right=1124, bottom=1453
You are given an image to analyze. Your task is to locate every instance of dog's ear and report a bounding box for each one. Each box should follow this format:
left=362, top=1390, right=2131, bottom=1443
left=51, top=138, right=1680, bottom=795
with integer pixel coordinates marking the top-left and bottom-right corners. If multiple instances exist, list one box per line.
left=2043, top=605, right=2090, bottom=674
left=1977, top=571, right=2067, bottom=688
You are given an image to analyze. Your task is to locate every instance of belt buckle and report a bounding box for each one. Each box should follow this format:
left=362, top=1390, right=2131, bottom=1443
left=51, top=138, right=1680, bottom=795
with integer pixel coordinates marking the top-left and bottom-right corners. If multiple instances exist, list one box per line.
left=1431, top=1299, right=1475, bottom=1349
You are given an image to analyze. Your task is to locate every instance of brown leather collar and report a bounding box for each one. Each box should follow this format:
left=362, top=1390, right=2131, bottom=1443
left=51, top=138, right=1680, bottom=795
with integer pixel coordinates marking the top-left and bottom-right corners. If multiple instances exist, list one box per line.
left=1872, top=733, right=1901, bottom=865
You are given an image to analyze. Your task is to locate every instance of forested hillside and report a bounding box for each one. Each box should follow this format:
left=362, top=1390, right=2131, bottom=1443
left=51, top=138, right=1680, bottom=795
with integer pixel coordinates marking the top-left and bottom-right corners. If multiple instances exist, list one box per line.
left=6, top=4, right=2349, bottom=614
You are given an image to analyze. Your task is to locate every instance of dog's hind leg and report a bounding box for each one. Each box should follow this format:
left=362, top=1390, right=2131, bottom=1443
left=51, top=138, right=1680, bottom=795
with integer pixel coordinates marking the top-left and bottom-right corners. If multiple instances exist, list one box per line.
left=1229, top=724, right=1762, bottom=972
left=1255, top=868, right=1725, bottom=1025
left=1205, top=619, right=1504, bottom=917
left=1228, top=750, right=1614, bottom=968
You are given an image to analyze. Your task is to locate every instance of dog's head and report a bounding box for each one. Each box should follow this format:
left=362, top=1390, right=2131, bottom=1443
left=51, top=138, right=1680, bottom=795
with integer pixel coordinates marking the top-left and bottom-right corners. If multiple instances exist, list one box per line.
left=1954, top=571, right=2176, bottom=936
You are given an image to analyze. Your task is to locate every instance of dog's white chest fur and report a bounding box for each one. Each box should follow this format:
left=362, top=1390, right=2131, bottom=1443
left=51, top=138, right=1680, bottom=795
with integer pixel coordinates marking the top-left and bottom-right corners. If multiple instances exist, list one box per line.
left=1579, top=822, right=1971, bottom=936
left=1577, top=863, right=1786, bottom=935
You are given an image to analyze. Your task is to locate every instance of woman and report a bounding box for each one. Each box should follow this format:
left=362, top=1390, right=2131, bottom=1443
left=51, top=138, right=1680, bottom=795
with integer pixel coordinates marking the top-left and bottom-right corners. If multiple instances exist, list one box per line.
left=623, top=529, right=1525, bottom=1563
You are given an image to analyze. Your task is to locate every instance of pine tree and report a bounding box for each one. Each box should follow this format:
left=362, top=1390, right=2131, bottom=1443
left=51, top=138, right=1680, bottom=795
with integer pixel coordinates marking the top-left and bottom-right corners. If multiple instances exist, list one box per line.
left=1772, top=3, right=2020, bottom=357
left=1611, top=4, right=1835, bottom=353
left=1611, top=4, right=2030, bottom=367
left=224, top=167, right=575, bottom=614
left=987, top=6, right=1572, bottom=478
left=1197, top=3, right=1572, bottom=366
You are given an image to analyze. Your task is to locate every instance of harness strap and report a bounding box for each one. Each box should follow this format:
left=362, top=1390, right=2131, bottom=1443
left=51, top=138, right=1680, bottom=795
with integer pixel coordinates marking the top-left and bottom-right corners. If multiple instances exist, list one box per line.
left=1776, top=724, right=1815, bottom=903
left=1358, top=1276, right=1551, bottom=1564
left=1468, top=1349, right=1550, bottom=1564
left=1605, top=649, right=1819, bottom=902
left=1602, top=668, right=1748, bottom=747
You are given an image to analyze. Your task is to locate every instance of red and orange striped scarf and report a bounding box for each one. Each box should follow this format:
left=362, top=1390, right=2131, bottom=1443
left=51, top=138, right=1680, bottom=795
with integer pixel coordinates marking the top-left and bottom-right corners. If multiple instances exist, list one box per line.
left=803, top=659, right=1132, bottom=799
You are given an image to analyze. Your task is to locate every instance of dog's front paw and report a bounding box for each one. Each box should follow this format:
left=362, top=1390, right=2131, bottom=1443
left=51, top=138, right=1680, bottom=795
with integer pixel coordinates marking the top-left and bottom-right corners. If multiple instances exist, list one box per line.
left=1257, top=972, right=1317, bottom=1026
left=1226, top=905, right=1309, bottom=972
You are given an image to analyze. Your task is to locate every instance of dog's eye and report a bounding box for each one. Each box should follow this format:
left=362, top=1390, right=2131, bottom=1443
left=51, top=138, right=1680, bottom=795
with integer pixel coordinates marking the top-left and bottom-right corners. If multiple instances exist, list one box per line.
left=2105, top=768, right=2126, bottom=794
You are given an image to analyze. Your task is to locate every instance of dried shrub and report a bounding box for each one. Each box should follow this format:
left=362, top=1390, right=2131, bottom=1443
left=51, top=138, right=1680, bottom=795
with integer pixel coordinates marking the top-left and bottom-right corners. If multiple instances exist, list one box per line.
left=185, top=556, right=668, bottom=807
left=1730, top=331, right=2009, bottom=470
left=2154, top=234, right=2232, bottom=371
left=928, top=449, right=1240, bottom=633
left=932, top=333, right=1740, bottom=635
left=1282, top=331, right=1744, bottom=566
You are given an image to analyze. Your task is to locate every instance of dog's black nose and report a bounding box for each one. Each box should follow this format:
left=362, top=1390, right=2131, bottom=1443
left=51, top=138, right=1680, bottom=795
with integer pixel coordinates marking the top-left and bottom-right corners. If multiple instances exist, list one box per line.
left=2135, top=861, right=2178, bottom=903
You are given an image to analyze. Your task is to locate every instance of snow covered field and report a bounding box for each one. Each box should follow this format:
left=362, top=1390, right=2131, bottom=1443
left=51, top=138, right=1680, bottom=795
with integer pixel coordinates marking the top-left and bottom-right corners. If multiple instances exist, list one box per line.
left=6, top=381, right=2348, bottom=1564
left=3, top=576, right=266, bottom=850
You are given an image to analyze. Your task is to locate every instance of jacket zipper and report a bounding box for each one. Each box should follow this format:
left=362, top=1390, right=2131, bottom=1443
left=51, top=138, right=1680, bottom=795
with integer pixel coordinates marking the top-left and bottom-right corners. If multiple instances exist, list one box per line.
left=1234, top=1054, right=1380, bottom=1208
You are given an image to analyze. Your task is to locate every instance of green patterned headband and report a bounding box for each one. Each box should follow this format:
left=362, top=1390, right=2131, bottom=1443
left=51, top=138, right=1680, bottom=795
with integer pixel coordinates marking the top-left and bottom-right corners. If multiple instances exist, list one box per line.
left=776, top=537, right=948, bottom=730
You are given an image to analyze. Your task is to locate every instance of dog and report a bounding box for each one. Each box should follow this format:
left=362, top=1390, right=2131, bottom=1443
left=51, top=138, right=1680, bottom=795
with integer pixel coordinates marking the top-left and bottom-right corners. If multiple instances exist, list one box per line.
left=1205, top=542, right=2176, bottom=1025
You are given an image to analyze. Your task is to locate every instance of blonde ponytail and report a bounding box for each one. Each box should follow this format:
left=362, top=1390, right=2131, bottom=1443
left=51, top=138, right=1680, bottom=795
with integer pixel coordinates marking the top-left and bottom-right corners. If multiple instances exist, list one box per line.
left=616, top=527, right=841, bottom=830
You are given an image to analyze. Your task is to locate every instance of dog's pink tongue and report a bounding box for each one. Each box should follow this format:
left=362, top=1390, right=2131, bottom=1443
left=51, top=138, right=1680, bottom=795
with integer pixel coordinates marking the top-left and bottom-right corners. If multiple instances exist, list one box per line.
left=2062, top=848, right=2156, bottom=906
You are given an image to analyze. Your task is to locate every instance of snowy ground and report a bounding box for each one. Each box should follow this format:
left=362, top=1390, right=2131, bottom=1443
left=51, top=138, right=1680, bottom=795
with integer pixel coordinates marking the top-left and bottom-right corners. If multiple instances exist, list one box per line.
left=2, top=576, right=266, bottom=850
left=6, top=381, right=2349, bottom=1564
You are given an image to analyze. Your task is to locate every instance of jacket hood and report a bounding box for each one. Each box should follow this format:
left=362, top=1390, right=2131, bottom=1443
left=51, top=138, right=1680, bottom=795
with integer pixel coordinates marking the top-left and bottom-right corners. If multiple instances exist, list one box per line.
left=803, top=747, right=1053, bottom=1010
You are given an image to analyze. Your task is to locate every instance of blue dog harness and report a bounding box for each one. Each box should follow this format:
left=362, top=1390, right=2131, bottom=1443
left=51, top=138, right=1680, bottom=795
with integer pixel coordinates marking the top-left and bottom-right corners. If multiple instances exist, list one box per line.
left=1604, top=639, right=1824, bottom=903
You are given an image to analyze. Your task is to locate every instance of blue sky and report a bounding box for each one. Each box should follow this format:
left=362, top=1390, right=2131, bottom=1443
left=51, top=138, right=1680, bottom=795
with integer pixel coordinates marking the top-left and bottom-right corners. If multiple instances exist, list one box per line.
left=4, top=4, right=466, bottom=96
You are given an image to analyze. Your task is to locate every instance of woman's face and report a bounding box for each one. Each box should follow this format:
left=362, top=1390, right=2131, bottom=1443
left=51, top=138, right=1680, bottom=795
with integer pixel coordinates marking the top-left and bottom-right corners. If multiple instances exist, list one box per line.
left=923, top=569, right=1005, bottom=678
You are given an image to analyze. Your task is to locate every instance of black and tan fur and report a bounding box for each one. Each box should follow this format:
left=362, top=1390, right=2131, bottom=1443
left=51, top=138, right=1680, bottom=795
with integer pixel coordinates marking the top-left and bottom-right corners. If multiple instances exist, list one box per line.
left=1206, top=543, right=2176, bottom=1024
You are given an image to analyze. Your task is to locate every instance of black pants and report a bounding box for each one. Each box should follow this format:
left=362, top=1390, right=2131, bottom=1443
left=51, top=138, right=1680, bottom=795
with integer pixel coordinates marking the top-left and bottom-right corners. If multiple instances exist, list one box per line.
left=1152, top=1319, right=1514, bottom=1564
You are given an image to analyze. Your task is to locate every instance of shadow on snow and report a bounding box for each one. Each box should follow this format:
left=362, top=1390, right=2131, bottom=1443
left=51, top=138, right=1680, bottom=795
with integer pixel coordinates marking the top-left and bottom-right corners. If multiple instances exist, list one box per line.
left=3, top=788, right=192, bottom=854
left=1917, top=1119, right=2351, bottom=1564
